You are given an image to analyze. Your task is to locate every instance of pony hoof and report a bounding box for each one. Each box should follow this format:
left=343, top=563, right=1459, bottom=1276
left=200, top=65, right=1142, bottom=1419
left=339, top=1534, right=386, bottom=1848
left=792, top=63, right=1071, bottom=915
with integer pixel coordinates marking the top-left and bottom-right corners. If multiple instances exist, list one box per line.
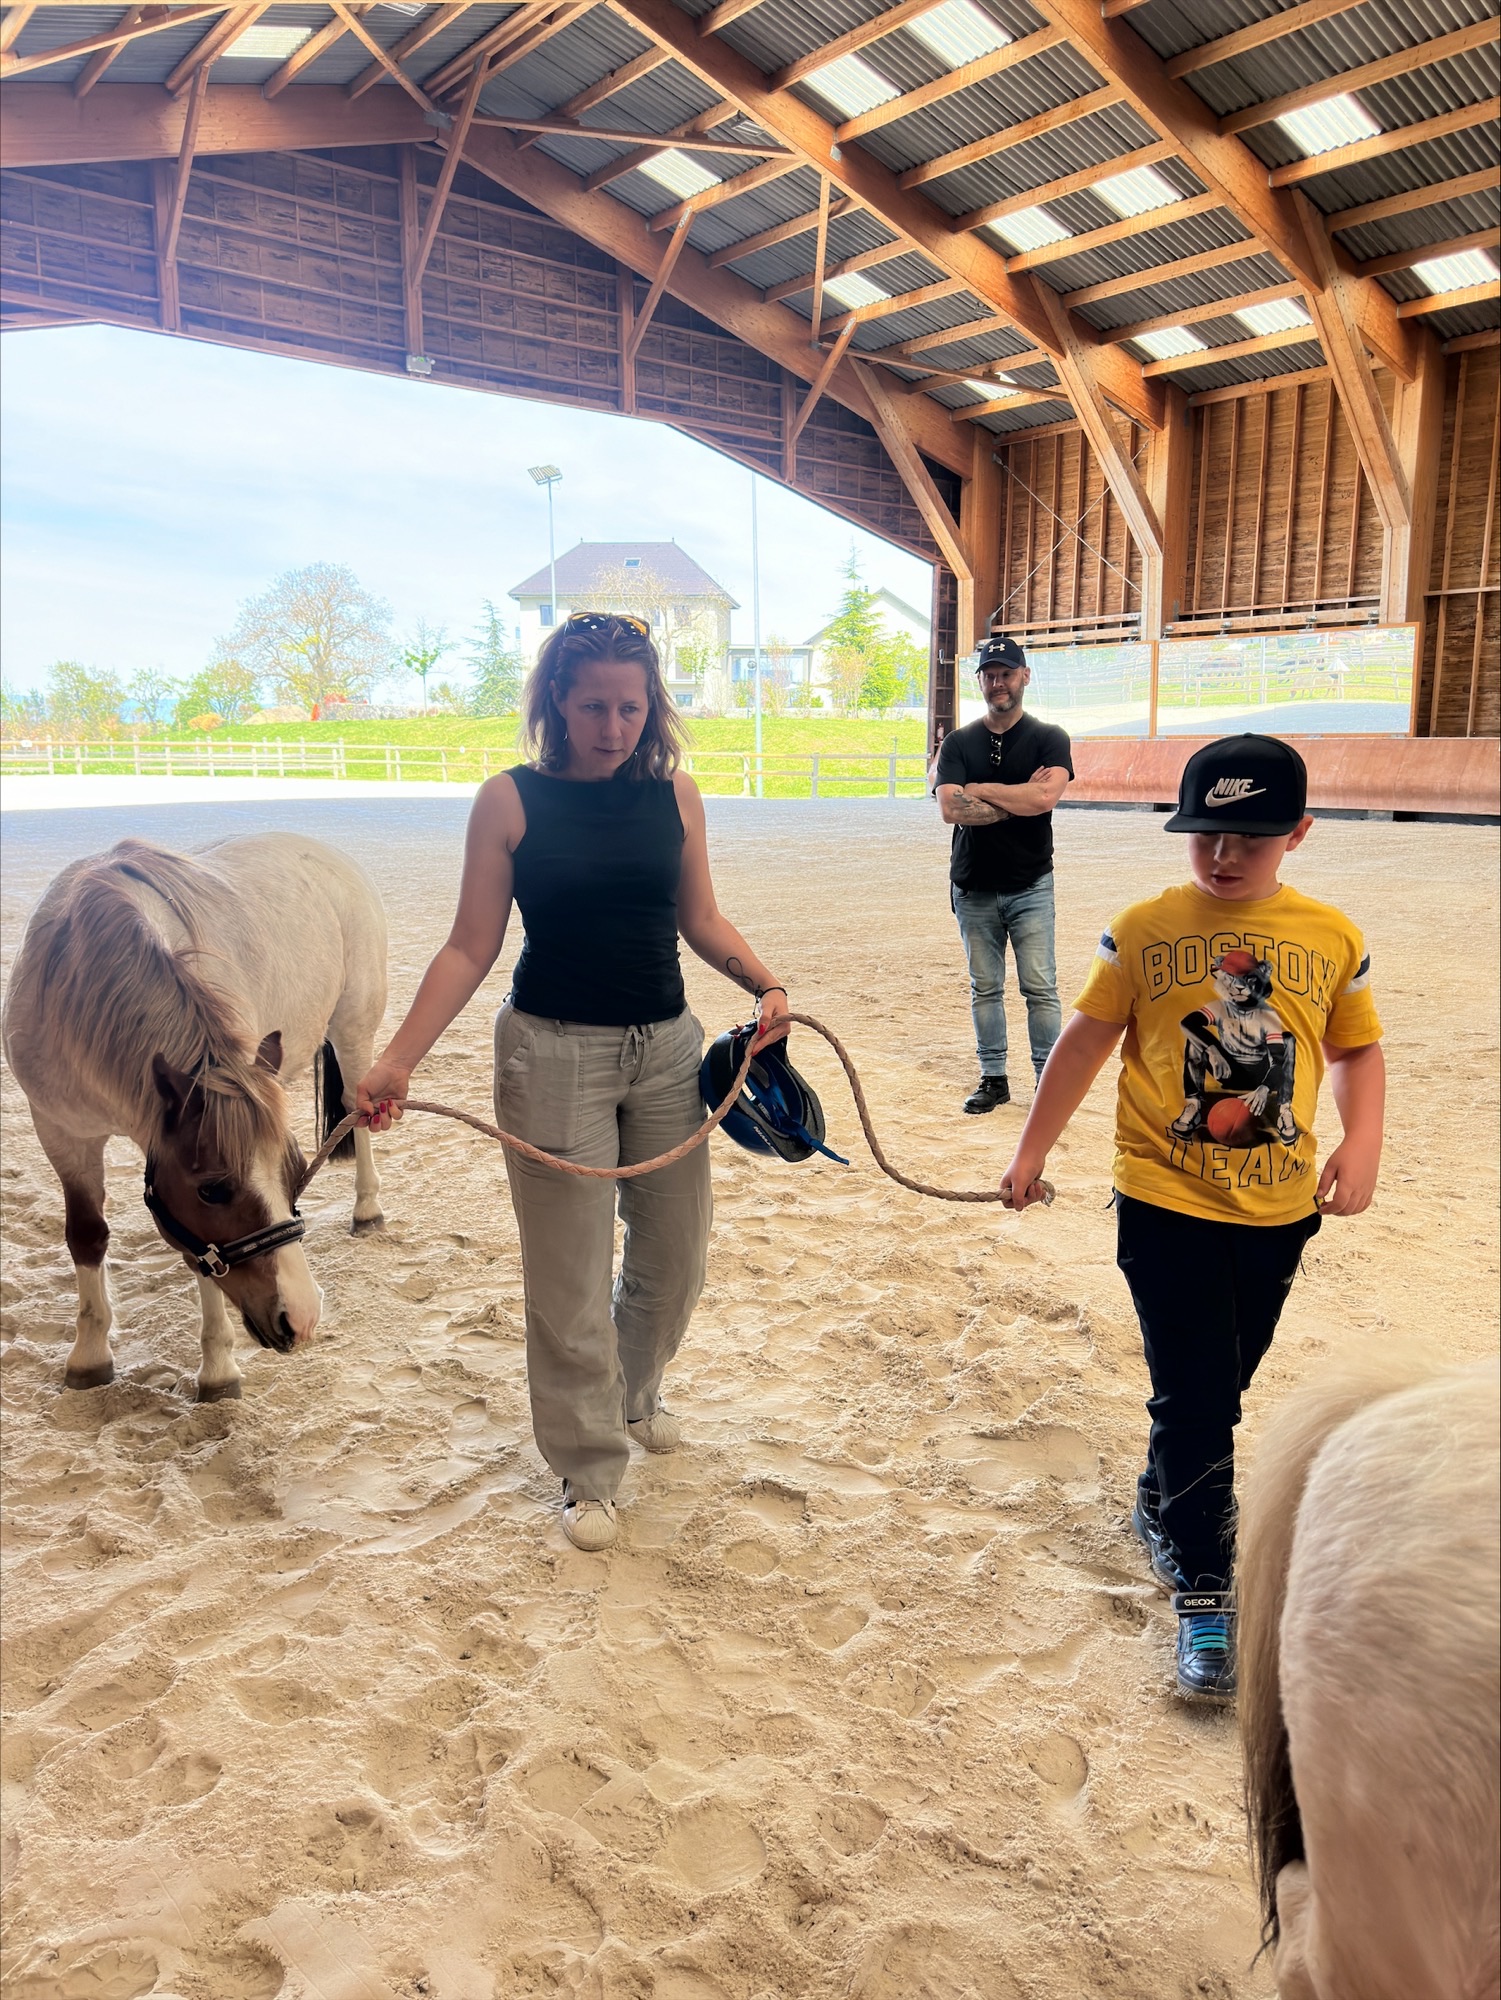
left=63, top=1361, right=115, bottom=1390
left=196, top=1377, right=243, bottom=1402
left=351, top=1213, right=386, bottom=1235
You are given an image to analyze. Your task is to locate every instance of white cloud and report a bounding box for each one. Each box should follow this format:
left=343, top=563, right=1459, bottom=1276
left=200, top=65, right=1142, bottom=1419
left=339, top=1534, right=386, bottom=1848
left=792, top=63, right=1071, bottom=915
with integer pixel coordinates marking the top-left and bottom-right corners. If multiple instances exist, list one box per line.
left=0, top=326, right=932, bottom=694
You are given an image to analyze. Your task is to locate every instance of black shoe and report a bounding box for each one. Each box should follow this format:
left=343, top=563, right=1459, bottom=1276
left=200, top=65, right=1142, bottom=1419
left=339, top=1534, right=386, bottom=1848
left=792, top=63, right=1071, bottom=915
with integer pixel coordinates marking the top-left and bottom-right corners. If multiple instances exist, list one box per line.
left=963, top=1075, right=1010, bottom=1114
left=1172, top=1591, right=1236, bottom=1704
left=1130, top=1492, right=1185, bottom=1593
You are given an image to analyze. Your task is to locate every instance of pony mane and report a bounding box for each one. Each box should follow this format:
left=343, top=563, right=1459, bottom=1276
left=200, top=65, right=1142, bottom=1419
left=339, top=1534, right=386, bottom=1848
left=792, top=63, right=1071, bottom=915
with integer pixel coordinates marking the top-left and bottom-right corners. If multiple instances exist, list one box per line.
left=37, top=838, right=289, bottom=1172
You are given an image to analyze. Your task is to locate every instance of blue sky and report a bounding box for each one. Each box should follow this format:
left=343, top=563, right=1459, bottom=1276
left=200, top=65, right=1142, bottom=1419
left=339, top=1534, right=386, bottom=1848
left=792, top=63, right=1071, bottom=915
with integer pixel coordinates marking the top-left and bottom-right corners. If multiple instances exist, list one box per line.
left=0, top=324, right=933, bottom=703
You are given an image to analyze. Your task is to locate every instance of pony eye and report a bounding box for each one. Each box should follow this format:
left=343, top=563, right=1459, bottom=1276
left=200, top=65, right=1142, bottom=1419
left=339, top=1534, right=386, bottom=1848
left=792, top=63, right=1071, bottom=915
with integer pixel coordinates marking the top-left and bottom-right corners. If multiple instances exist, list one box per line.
left=197, top=1179, right=234, bottom=1206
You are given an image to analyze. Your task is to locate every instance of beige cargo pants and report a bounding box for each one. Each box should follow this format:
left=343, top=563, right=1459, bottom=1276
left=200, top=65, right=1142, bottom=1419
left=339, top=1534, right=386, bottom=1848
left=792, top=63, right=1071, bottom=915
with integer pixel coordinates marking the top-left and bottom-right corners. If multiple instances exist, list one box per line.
left=494, top=1003, right=713, bottom=1502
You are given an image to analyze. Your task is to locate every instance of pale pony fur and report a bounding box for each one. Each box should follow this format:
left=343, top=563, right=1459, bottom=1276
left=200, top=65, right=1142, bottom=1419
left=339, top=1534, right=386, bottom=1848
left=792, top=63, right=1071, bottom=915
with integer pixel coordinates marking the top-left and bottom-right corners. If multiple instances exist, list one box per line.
left=3, top=833, right=388, bottom=1397
left=1238, top=1350, right=1500, bottom=2000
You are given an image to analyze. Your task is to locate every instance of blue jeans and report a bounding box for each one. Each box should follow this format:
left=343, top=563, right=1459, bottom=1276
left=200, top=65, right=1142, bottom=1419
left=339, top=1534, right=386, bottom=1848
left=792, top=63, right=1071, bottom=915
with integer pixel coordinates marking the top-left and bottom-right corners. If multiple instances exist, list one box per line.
left=953, top=877, right=1061, bottom=1079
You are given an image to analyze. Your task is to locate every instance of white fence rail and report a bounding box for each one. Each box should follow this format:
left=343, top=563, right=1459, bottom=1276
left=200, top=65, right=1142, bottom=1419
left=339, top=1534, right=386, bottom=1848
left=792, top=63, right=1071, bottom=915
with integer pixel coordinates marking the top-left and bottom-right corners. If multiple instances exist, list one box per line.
left=0, top=740, right=934, bottom=799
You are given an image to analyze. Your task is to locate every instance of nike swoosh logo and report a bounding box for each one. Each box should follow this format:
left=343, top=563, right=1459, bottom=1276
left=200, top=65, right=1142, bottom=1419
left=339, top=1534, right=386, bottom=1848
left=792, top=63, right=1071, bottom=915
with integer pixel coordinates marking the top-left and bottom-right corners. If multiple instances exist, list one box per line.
left=1205, top=784, right=1266, bottom=806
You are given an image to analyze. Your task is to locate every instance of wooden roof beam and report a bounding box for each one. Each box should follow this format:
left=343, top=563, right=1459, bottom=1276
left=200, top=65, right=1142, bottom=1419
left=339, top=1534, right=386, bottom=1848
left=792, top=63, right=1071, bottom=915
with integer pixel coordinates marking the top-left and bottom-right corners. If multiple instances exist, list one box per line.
left=1326, top=168, right=1501, bottom=233
left=2, top=4, right=226, bottom=81
left=73, top=6, right=137, bottom=96
left=1188, top=367, right=1328, bottom=406
left=1003, top=191, right=1224, bottom=272
left=1270, top=100, right=1501, bottom=188
left=951, top=140, right=1177, bottom=233
left=1219, top=21, right=1501, bottom=138
left=705, top=194, right=853, bottom=266
left=647, top=157, right=799, bottom=229
left=869, top=354, right=1050, bottom=388
left=834, top=25, right=1069, bottom=142
left=1395, top=279, right=1501, bottom=317
left=899, top=88, right=1122, bottom=190
left=479, top=113, right=784, bottom=154
left=817, top=275, right=969, bottom=333
left=1444, top=328, right=1500, bottom=354
left=424, top=0, right=587, bottom=98
left=773, top=0, right=946, bottom=92
left=516, top=45, right=670, bottom=144
left=1166, top=0, right=1375, bottom=81
left=875, top=317, right=1040, bottom=359
left=857, top=360, right=975, bottom=580
left=0, top=6, right=36, bottom=57
left=1062, top=239, right=1265, bottom=307
left=164, top=3, right=264, bottom=94
left=1104, top=281, right=1307, bottom=343
left=581, top=98, right=739, bottom=192
left=762, top=236, right=910, bottom=303
left=327, top=0, right=438, bottom=113
left=599, top=0, right=1167, bottom=426
left=1358, top=228, right=1500, bottom=278
left=0, top=81, right=428, bottom=166
left=1140, top=322, right=1321, bottom=374
left=952, top=386, right=1071, bottom=418
left=698, top=0, right=763, bottom=33
left=265, top=7, right=365, bottom=99
left=787, top=315, right=858, bottom=450
left=154, top=58, right=209, bottom=331
left=347, top=2, right=469, bottom=101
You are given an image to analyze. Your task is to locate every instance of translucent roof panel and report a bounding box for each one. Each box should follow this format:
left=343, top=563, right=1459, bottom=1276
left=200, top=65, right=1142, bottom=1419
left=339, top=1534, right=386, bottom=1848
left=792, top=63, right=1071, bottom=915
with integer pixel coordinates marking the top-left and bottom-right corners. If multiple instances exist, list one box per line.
left=224, top=24, right=313, bottom=58
left=825, top=271, right=891, bottom=308
left=1276, top=95, right=1382, bottom=157
left=1093, top=164, right=1182, bottom=217
left=1411, top=248, right=1499, bottom=292
left=637, top=150, right=722, bottom=199
left=965, top=373, right=1017, bottom=392
left=803, top=52, right=901, bottom=118
left=1237, top=299, right=1314, bottom=335
left=1133, top=326, right=1208, bottom=360
left=982, top=207, right=1073, bottom=252
left=905, top=0, right=1011, bottom=68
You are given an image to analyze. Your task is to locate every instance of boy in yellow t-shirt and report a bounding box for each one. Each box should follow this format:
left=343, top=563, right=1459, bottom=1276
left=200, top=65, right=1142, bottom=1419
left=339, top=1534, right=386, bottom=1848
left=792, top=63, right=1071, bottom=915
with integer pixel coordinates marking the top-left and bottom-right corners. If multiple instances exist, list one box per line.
left=999, top=736, right=1385, bottom=1704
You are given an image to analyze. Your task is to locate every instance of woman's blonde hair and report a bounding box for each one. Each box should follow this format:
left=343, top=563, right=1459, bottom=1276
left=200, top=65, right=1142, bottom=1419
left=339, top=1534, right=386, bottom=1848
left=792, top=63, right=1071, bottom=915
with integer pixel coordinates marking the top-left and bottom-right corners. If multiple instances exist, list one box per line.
left=520, top=615, right=687, bottom=779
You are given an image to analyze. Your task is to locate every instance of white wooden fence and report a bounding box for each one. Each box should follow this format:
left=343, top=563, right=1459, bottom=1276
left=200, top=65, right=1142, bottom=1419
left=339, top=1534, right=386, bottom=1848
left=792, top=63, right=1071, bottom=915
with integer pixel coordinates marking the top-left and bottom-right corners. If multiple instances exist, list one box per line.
left=0, top=739, right=933, bottom=799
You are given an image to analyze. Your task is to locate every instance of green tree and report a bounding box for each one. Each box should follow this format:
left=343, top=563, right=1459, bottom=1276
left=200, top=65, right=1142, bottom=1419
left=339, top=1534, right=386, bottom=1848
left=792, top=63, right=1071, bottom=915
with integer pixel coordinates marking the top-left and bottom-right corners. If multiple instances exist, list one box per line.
left=0, top=680, right=47, bottom=734
left=401, top=617, right=451, bottom=714
left=226, top=562, right=393, bottom=711
left=428, top=679, right=467, bottom=714
left=126, top=664, right=181, bottom=727
left=864, top=629, right=927, bottom=713
left=176, top=654, right=262, bottom=727
left=46, top=660, right=126, bottom=735
left=820, top=552, right=890, bottom=714
left=467, top=600, right=525, bottom=716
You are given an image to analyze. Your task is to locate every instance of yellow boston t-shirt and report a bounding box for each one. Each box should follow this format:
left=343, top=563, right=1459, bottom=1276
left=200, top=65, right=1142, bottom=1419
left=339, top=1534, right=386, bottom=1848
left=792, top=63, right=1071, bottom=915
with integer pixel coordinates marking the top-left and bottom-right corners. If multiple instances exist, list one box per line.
left=1074, top=882, right=1382, bottom=1225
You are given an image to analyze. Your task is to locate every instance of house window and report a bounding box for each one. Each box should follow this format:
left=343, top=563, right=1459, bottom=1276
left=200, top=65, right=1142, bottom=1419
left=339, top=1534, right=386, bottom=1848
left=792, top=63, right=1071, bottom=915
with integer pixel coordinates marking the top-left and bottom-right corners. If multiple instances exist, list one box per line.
left=539, top=604, right=555, bottom=626
left=624, top=557, right=641, bottom=568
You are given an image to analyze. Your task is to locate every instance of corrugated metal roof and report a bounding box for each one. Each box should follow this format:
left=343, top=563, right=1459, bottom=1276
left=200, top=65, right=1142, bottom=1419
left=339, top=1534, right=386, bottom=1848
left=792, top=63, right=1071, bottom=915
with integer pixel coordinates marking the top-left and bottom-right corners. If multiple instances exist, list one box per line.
left=1420, top=297, right=1501, bottom=333
left=837, top=47, right=1113, bottom=179
left=1127, top=0, right=1493, bottom=68
left=1335, top=191, right=1501, bottom=260
left=1154, top=338, right=1326, bottom=392
left=1071, top=250, right=1290, bottom=331
left=1021, top=208, right=1253, bottom=295
left=977, top=398, right=1074, bottom=431
left=1275, top=128, right=1501, bottom=214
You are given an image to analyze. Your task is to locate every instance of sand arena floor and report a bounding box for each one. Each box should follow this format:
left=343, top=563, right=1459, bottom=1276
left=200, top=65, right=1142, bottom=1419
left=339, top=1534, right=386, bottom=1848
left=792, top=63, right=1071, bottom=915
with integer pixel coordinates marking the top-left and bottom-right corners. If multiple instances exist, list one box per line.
left=2, top=797, right=1497, bottom=2000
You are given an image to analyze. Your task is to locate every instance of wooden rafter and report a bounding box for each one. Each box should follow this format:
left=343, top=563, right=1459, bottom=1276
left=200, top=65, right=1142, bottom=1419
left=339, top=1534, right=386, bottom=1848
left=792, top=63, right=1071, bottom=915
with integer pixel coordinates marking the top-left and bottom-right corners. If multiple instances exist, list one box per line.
left=582, top=99, right=738, bottom=192
left=898, top=88, right=1122, bottom=192
left=869, top=355, right=1046, bottom=389
left=833, top=26, right=1069, bottom=142
left=154, top=58, right=209, bottom=332
left=2, top=4, right=226, bottom=81
left=877, top=317, right=1032, bottom=358
left=399, top=141, right=423, bottom=356
left=1140, top=322, right=1319, bottom=375
left=0, top=83, right=429, bottom=165
left=1105, top=282, right=1307, bottom=344
left=163, top=4, right=263, bottom=94
left=1357, top=228, right=1500, bottom=278
left=1326, top=169, right=1501, bottom=234
left=0, top=6, right=36, bottom=58
left=424, top=0, right=586, bottom=98
left=348, top=2, right=469, bottom=101
left=772, top=0, right=945, bottom=92
left=410, top=56, right=490, bottom=292
left=698, top=0, right=763, bottom=34
left=1219, top=21, right=1501, bottom=138
left=480, top=115, right=785, bottom=156
left=857, top=360, right=975, bottom=581
left=604, top=0, right=1167, bottom=425
left=951, top=141, right=1177, bottom=234
left=625, top=210, right=692, bottom=362
left=952, top=387, right=1071, bottom=419
left=705, top=195, right=853, bottom=267
left=1062, top=239, right=1263, bottom=308
left=817, top=275, right=967, bottom=334
left=1270, top=100, right=1501, bottom=188
left=1395, top=279, right=1501, bottom=317
left=808, top=172, right=830, bottom=342
left=73, top=5, right=138, bottom=96
left=762, top=235, right=906, bottom=304
left=1444, top=328, right=1501, bottom=354
left=647, top=158, right=798, bottom=229
left=265, top=7, right=365, bottom=99
left=1002, top=192, right=1223, bottom=272
left=786, top=315, right=857, bottom=454
left=1165, top=0, right=1366, bottom=80
left=326, top=0, right=439, bottom=114
left=516, top=46, right=670, bottom=147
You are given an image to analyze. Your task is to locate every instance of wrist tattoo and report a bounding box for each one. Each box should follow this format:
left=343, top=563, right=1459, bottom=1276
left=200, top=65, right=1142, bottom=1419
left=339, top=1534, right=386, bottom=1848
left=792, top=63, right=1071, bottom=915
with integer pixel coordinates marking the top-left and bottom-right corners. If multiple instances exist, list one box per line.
left=725, top=954, right=757, bottom=994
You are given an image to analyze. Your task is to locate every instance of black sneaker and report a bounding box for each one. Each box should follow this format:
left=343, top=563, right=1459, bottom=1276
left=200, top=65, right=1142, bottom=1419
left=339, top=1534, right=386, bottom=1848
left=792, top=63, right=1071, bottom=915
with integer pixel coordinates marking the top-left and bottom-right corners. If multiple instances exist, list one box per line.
left=1130, top=1492, right=1185, bottom=1593
left=963, top=1075, right=1010, bottom=1114
left=1171, top=1591, right=1236, bottom=1704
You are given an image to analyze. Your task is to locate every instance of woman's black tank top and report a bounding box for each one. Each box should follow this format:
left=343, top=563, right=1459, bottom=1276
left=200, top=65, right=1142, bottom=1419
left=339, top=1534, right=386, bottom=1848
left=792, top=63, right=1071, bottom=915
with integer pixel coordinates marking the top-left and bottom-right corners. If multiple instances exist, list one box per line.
left=508, top=765, right=686, bottom=1025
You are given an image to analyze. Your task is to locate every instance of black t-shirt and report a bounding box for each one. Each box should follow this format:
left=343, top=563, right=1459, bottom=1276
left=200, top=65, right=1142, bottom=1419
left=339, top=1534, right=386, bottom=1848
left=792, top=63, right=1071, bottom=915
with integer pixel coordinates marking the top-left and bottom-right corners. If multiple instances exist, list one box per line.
left=934, top=712, right=1074, bottom=893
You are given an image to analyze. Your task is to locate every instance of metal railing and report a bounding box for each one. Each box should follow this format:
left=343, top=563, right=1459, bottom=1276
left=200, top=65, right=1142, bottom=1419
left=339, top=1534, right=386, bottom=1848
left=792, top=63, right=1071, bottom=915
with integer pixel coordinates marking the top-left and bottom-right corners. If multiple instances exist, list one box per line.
left=0, top=739, right=934, bottom=799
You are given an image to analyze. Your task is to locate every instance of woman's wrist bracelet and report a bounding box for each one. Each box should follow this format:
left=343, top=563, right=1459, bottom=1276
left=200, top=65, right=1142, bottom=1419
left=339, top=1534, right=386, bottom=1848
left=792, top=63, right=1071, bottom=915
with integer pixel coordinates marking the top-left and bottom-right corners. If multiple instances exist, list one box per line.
left=754, top=984, right=787, bottom=1002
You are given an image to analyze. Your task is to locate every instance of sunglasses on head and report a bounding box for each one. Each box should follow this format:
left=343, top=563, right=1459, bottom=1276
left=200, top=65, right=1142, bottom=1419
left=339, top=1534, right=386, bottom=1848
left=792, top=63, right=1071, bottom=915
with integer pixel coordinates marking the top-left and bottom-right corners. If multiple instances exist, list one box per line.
left=563, top=612, right=651, bottom=638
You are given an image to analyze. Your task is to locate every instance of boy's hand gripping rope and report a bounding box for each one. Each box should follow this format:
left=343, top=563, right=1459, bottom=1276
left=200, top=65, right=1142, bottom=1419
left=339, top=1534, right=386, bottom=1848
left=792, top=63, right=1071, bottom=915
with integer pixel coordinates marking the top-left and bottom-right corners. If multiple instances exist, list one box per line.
left=298, top=1013, right=1055, bottom=1208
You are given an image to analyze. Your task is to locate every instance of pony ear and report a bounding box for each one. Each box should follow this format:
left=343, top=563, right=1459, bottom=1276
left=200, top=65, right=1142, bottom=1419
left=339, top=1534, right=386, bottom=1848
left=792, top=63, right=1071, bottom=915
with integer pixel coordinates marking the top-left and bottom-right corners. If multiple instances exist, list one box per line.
left=255, top=1031, right=284, bottom=1075
left=151, top=1054, right=197, bottom=1128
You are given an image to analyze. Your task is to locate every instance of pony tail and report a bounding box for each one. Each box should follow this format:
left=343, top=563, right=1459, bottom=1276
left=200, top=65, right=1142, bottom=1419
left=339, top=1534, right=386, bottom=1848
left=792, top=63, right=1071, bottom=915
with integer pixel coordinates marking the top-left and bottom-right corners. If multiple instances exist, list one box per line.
left=315, top=1042, right=357, bottom=1163
left=1238, top=1346, right=1439, bottom=1945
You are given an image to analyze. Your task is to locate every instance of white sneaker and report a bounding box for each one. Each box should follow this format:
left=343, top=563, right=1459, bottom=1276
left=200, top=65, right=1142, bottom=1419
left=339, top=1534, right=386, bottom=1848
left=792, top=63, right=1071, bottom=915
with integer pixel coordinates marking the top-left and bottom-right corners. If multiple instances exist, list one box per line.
left=561, top=1487, right=618, bottom=1551
left=628, top=1407, right=683, bottom=1454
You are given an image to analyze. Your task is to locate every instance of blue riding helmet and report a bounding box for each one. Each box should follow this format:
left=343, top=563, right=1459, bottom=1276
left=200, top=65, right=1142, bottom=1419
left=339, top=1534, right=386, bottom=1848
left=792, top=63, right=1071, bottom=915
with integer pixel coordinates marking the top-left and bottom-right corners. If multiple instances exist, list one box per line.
left=700, top=1025, right=848, bottom=1165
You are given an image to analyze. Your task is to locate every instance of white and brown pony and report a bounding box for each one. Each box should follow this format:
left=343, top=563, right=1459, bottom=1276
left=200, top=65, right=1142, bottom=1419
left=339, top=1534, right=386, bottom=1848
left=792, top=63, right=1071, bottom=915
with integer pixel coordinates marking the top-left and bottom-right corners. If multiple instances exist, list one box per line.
left=1238, top=1352, right=1500, bottom=2000
left=3, top=833, right=387, bottom=1400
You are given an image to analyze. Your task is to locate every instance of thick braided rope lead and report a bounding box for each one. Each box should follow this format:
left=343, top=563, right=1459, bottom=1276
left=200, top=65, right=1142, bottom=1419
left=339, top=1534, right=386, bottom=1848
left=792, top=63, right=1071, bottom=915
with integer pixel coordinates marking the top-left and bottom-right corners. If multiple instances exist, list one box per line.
left=298, top=1012, right=1053, bottom=1207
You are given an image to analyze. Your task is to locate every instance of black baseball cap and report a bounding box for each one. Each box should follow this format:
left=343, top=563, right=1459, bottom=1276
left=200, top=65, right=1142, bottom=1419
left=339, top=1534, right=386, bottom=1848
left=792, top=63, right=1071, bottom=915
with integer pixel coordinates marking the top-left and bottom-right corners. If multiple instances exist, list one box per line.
left=1164, top=734, right=1308, bottom=835
left=975, top=634, right=1027, bottom=673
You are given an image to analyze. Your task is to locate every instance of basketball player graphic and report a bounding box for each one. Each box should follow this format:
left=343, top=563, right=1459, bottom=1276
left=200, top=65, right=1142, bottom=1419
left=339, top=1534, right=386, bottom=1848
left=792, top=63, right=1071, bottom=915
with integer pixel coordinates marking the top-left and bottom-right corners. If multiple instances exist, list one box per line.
left=1168, top=949, right=1299, bottom=1148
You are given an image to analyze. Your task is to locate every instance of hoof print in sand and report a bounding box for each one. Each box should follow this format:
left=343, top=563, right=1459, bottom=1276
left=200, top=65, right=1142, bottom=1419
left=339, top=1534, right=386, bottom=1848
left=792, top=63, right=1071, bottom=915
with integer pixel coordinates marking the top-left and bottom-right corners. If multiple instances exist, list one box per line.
left=659, top=1799, right=766, bottom=1893
left=818, top=1793, right=887, bottom=1856
left=847, top=1661, right=936, bottom=1718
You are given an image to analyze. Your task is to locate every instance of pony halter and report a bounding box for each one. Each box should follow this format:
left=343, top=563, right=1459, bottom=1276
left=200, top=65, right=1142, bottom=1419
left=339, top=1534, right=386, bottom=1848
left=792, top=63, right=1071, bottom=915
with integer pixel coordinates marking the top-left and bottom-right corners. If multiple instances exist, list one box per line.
left=142, top=1164, right=305, bottom=1279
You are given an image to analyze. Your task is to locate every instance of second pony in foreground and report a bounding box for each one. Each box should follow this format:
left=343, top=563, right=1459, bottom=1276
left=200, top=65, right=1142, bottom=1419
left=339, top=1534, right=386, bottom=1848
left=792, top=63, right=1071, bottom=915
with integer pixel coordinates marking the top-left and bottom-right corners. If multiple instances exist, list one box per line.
left=3, top=833, right=387, bottom=1400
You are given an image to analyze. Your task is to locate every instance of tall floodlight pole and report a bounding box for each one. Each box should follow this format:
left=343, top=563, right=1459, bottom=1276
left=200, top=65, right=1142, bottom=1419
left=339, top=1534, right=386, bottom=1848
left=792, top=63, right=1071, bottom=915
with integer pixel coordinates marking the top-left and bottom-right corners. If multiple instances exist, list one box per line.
left=528, top=464, right=562, bottom=630
left=750, top=472, right=764, bottom=798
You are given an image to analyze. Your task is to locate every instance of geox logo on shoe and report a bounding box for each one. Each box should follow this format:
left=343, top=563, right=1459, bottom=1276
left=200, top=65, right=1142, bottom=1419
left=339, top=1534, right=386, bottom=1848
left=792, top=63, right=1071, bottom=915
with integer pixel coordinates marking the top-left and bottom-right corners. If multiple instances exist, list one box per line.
left=1177, top=1595, right=1224, bottom=1611
left=1204, top=778, right=1266, bottom=806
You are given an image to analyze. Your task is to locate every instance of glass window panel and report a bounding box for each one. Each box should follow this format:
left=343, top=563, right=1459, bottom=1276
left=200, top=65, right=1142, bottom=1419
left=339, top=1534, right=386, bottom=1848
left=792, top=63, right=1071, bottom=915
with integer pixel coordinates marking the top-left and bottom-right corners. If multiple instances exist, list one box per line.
left=960, top=643, right=1153, bottom=736
left=1154, top=628, right=1415, bottom=736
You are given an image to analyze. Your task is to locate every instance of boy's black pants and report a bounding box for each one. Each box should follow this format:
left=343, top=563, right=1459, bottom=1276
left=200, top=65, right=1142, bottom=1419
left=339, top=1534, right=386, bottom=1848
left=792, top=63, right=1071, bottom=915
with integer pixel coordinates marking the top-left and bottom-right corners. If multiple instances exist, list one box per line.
left=1115, top=1193, right=1321, bottom=1592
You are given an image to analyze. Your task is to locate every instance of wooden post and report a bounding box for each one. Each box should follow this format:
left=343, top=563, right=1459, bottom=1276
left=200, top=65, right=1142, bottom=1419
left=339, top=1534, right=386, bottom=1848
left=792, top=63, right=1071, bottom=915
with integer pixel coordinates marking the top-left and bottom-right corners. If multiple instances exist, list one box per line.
left=1390, top=331, right=1447, bottom=637
left=399, top=146, right=423, bottom=359
left=1468, top=380, right=1501, bottom=735
left=1143, top=384, right=1192, bottom=638
left=960, top=428, right=1004, bottom=651
left=616, top=261, right=637, bottom=415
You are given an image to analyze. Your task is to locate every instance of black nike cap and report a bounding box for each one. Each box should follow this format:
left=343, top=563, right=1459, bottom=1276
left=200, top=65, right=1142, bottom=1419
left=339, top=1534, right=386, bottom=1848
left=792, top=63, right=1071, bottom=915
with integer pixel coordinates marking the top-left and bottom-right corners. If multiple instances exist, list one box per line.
left=1164, top=734, right=1309, bottom=835
left=975, top=634, right=1027, bottom=673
